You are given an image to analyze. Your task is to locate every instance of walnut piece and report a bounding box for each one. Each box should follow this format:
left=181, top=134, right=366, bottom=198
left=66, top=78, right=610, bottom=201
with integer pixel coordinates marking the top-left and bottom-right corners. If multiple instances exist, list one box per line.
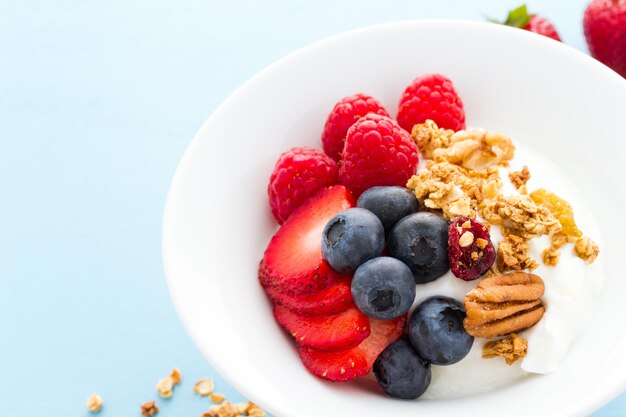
left=575, top=236, right=600, bottom=264
left=433, top=128, right=516, bottom=170
left=464, top=272, right=545, bottom=338
left=86, top=394, right=103, bottom=413
left=497, top=234, right=538, bottom=271
left=481, top=194, right=561, bottom=239
left=194, top=377, right=215, bottom=396
left=483, top=333, right=528, bottom=364
left=141, top=401, right=159, bottom=417
left=509, top=166, right=530, bottom=190
left=156, top=368, right=181, bottom=398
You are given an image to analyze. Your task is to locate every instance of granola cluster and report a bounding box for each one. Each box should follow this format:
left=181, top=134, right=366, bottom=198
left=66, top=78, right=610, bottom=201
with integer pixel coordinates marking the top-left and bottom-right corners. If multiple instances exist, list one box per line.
left=483, top=333, right=528, bottom=365
left=407, top=120, right=599, bottom=268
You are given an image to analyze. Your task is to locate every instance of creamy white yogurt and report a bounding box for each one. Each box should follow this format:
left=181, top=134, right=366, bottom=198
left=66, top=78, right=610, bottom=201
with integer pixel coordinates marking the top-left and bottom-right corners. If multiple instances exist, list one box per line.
left=415, top=143, right=604, bottom=399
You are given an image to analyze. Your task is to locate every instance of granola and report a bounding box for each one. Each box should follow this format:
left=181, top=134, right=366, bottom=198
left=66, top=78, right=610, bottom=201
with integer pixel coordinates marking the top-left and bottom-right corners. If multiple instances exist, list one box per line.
left=496, top=234, right=538, bottom=271
left=575, top=236, right=600, bottom=264
left=156, top=368, right=182, bottom=398
left=86, top=394, right=103, bottom=414
left=483, top=333, right=528, bottom=364
left=194, top=377, right=215, bottom=396
left=508, top=166, right=530, bottom=191
left=141, top=401, right=159, bottom=417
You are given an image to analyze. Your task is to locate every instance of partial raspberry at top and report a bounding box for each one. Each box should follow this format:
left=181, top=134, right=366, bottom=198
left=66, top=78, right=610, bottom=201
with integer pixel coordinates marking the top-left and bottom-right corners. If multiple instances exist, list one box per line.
left=322, top=94, right=390, bottom=161
left=339, top=114, right=419, bottom=197
left=523, top=15, right=561, bottom=41
left=268, top=147, right=339, bottom=224
left=396, top=73, right=466, bottom=132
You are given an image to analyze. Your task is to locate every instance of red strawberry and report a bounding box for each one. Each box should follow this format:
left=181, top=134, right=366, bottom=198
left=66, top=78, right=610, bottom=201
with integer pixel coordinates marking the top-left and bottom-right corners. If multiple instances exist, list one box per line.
left=268, top=147, right=339, bottom=224
left=263, top=277, right=353, bottom=316
left=274, top=305, right=370, bottom=351
left=297, top=315, right=406, bottom=382
left=494, top=5, right=561, bottom=41
left=396, top=74, right=466, bottom=133
left=339, top=114, right=419, bottom=197
left=259, top=185, right=354, bottom=296
left=584, top=0, right=626, bottom=78
left=321, top=94, right=390, bottom=161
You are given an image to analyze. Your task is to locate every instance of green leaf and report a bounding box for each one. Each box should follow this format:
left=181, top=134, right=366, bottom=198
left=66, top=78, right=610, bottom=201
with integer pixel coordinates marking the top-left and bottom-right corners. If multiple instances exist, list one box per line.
left=504, top=4, right=532, bottom=28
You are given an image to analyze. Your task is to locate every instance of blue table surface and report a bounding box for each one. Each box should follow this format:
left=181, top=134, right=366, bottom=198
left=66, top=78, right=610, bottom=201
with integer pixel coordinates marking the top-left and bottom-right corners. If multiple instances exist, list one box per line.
left=1, top=0, right=624, bottom=416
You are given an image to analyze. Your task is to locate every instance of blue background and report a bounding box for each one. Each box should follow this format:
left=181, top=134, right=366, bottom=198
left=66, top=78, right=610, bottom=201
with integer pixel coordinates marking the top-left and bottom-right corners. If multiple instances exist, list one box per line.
left=1, top=0, right=623, bottom=416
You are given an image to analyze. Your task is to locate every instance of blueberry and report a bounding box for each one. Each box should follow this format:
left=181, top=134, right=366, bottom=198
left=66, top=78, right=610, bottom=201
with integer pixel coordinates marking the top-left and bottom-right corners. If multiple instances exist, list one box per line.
left=322, top=208, right=385, bottom=274
left=351, top=257, right=416, bottom=320
left=407, top=296, right=474, bottom=365
left=387, top=212, right=449, bottom=284
left=373, top=337, right=431, bottom=399
left=356, top=186, right=419, bottom=233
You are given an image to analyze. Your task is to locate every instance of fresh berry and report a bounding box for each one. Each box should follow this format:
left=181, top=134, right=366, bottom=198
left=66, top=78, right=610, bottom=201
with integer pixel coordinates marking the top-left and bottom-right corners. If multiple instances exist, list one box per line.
left=263, top=276, right=353, bottom=317
left=274, top=305, right=370, bottom=351
left=322, top=94, right=390, bottom=161
left=259, top=185, right=354, bottom=296
left=495, top=5, right=561, bottom=41
left=396, top=74, right=465, bottom=132
left=448, top=217, right=496, bottom=281
left=356, top=186, right=419, bottom=233
left=339, top=114, right=419, bottom=197
left=297, top=316, right=406, bottom=382
left=373, top=337, right=431, bottom=399
left=407, top=296, right=474, bottom=366
left=268, top=147, right=339, bottom=224
left=351, top=257, right=416, bottom=320
left=584, top=0, right=626, bottom=78
left=387, top=212, right=450, bottom=284
left=322, top=208, right=385, bottom=274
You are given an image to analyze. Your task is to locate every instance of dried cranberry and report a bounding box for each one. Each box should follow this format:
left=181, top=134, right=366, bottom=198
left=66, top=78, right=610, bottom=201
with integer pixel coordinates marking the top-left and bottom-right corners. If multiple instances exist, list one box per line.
left=448, top=217, right=495, bottom=281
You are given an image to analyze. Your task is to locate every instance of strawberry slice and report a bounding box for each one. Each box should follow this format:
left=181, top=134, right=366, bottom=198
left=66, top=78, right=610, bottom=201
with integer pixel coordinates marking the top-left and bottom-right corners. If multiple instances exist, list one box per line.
left=274, top=305, right=370, bottom=352
left=263, top=276, right=353, bottom=317
left=296, top=315, right=407, bottom=382
left=259, top=185, right=354, bottom=296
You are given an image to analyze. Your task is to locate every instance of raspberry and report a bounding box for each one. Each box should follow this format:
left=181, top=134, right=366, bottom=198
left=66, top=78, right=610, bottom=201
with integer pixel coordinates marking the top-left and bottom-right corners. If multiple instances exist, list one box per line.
left=322, top=94, right=389, bottom=161
left=339, top=114, right=419, bottom=197
left=268, top=147, right=338, bottom=224
left=396, top=74, right=466, bottom=132
left=448, top=217, right=496, bottom=281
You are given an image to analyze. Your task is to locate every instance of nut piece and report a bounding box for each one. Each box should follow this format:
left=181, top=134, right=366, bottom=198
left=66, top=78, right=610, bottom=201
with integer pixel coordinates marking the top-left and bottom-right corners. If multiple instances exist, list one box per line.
left=508, top=166, right=530, bottom=190
left=141, top=401, right=159, bottom=416
left=458, top=231, right=475, bottom=247
left=483, top=333, right=528, bottom=364
left=464, top=272, right=545, bottom=338
left=194, top=377, right=215, bottom=396
left=497, top=234, right=538, bottom=271
left=575, top=236, right=600, bottom=264
left=434, top=128, right=516, bottom=170
left=156, top=368, right=182, bottom=398
left=86, top=394, right=103, bottom=413
left=210, top=393, right=225, bottom=403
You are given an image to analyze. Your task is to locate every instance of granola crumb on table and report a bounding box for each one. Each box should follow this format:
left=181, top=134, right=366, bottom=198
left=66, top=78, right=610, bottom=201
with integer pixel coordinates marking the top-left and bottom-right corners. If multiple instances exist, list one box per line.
left=141, top=400, right=159, bottom=416
left=194, top=377, right=215, bottom=396
left=156, top=368, right=182, bottom=398
left=86, top=394, right=103, bottom=413
left=483, top=333, right=528, bottom=364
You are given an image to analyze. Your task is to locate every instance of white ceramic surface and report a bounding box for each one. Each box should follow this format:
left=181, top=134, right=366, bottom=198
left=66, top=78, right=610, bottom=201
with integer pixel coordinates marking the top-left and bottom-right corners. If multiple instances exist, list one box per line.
left=163, top=20, right=626, bottom=417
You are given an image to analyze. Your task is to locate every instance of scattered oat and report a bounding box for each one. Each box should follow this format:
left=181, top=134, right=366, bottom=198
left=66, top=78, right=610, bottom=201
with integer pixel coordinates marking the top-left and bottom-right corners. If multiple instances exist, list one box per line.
left=210, top=393, right=225, bottom=404
left=509, top=166, right=530, bottom=190
left=156, top=368, right=181, bottom=398
left=551, top=231, right=569, bottom=249
left=194, top=377, right=215, bottom=396
left=497, top=234, right=538, bottom=271
left=483, top=333, right=528, bottom=364
left=575, top=236, right=600, bottom=264
left=141, top=401, right=159, bottom=416
left=86, top=394, right=103, bottom=413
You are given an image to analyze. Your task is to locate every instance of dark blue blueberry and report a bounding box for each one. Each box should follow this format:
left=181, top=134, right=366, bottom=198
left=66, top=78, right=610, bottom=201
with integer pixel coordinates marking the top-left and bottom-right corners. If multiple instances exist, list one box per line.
left=356, top=186, right=419, bottom=233
left=387, top=212, right=449, bottom=284
left=321, top=208, right=384, bottom=274
left=351, top=257, right=416, bottom=320
left=407, top=296, right=474, bottom=366
left=373, top=337, right=431, bottom=399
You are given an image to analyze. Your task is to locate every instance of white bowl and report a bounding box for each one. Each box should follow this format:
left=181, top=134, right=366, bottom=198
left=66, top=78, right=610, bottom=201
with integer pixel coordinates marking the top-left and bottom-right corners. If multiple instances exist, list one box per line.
left=163, top=20, right=626, bottom=417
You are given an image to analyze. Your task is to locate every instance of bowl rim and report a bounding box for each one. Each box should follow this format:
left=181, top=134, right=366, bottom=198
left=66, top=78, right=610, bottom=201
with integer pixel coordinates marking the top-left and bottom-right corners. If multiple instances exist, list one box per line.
left=162, top=19, right=626, bottom=417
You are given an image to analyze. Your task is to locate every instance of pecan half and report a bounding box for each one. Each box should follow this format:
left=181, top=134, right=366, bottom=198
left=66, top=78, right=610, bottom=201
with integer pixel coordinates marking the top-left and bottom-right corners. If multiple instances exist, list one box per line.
left=464, top=272, right=545, bottom=338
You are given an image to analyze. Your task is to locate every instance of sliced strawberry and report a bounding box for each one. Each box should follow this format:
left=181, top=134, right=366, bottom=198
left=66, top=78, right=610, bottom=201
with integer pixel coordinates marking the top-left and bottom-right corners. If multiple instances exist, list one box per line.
left=263, top=276, right=353, bottom=317
left=274, top=304, right=370, bottom=352
left=296, top=315, right=407, bottom=382
left=259, top=185, right=354, bottom=296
